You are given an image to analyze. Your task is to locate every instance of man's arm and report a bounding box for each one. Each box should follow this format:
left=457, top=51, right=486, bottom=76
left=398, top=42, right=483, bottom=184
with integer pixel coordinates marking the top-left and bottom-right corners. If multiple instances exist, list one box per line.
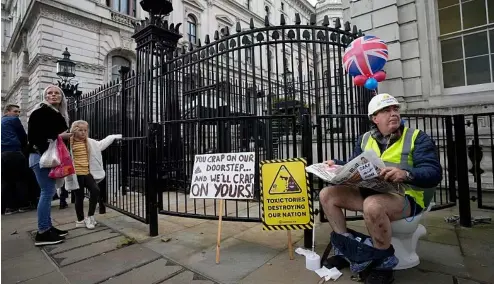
left=14, top=117, right=28, bottom=148
left=332, top=135, right=363, bottom=166
left=407, top=131, right=442, bottom=188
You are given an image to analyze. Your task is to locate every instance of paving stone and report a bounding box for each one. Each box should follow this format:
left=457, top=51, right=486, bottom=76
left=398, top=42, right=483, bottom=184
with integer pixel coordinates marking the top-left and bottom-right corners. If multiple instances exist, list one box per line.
left=1, top=250, right=56, bottom=283
left=103, top=258, right=184, bottom=284
left=184, top=237, right=280, bottom=284
left=22, top=271, right=69, bottom=283
left=52, top=236, right=127, bottom=266
left=64, top=226, right=108, bottom=239
left=61, top=245, right=162, bottom=284
left=416, top=240, right=464, bottom=267
left=394, top=269, right=453, bottom=283
left=421, top=226, right=459, bottom=246
left=44, top=229, right=120, bottom=255
left=160, top=270, right=217, bottom=284
left=456, top=278, right=482, bottom=284
left=2, top=231, right=36, bottom=260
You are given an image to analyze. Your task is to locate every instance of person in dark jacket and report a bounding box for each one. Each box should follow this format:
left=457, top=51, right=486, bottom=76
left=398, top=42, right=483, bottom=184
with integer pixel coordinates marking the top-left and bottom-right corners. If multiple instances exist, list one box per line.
left=1, top=104, right=31, bottom=214
left=319, top=94, right=442, bottom=284
left=28, top=85, right=72, bottom=246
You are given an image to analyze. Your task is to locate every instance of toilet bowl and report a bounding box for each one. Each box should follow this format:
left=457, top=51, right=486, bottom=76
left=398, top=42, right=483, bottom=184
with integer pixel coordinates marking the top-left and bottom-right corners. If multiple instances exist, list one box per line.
left=391, top=202, right=434, bottom=270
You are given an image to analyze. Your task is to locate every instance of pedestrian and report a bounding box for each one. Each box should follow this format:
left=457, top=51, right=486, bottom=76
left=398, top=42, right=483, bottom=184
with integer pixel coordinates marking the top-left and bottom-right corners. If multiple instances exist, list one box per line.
left=64, top=120, right=121, bottom=229
left=1, top=104, right=31, bottom=214
left=28, top=85, right=72, bottom=246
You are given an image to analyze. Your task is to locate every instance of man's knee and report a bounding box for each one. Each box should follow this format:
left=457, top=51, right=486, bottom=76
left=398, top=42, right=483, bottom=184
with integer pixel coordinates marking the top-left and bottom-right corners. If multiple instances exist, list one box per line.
left=319, top=186, right=338, bottom=205
left=363, top=196, right=386, bottom=220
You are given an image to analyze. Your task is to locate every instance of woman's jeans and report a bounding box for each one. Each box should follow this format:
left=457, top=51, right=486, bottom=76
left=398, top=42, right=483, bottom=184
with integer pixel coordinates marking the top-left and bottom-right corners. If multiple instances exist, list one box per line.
left=29, top=153, right=55, bottom=232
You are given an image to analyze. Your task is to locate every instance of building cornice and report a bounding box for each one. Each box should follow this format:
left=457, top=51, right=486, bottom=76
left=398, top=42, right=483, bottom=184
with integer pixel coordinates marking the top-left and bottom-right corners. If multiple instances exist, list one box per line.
left=4, top=76, right=28, bottom=102
left=27, top=53, right=106, bottom=73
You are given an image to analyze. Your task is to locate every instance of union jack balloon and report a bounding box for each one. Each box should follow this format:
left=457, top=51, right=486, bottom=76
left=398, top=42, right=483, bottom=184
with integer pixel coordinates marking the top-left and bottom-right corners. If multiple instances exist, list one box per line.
left=343, top=36, right=388, bottom=77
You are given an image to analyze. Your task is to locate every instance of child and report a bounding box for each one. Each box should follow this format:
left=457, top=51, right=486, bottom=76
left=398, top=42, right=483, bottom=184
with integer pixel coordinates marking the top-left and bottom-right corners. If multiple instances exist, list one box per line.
left=64, top=120, right=121, bottom=229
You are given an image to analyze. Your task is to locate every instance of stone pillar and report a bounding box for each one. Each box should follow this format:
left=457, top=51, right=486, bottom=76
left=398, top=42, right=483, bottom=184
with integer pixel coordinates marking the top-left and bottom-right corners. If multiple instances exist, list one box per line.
left=342, top=0, right=424, bottom=109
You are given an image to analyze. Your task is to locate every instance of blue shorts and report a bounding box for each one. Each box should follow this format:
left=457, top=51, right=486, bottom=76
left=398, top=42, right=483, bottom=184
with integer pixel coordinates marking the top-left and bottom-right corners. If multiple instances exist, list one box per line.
left=359, top=188, right=423, bottom=217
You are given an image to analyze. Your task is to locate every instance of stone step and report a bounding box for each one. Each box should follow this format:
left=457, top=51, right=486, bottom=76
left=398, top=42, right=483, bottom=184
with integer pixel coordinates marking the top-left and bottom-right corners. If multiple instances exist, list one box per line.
left=51, top=236, right=127, bottom=267
left=44, top=229, right=120, bottom=255
left=60, top=244, right=162, bottom=284
left=102, top=258, right=184, bottom=284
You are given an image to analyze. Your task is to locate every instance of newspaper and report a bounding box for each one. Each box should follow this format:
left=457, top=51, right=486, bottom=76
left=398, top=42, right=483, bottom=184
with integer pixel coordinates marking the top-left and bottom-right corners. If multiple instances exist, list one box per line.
left=306, top=150, right=405, bottom=196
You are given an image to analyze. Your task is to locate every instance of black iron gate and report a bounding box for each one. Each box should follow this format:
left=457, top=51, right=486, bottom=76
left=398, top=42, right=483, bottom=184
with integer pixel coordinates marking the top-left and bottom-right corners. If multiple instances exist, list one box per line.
left=470, top=113, right=494, bottom=210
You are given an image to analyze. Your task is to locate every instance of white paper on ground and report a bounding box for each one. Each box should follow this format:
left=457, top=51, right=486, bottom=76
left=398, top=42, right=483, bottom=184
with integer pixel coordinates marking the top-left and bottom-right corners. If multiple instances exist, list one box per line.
left=315, top=266, right=343, bottom=281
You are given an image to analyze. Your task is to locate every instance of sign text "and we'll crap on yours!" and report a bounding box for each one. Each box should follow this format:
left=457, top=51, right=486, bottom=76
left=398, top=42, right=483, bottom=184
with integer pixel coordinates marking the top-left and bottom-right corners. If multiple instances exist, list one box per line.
left=190, top=152, right=256, bottom=200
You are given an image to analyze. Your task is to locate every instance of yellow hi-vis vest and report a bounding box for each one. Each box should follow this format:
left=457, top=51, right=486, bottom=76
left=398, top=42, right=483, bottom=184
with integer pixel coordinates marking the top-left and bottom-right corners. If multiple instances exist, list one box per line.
left=361, top=127, right=425, bottom=209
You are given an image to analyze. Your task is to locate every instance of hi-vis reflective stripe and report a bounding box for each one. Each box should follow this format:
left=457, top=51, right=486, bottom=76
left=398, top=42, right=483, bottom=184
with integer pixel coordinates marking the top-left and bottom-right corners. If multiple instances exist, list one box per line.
left=361, top=128, right=415, bottom=170
left=260, top=157, right=314, bottom=231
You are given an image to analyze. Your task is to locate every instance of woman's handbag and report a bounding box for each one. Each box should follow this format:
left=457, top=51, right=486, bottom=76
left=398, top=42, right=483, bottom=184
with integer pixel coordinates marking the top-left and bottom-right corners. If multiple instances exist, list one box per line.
left=39, top=139, right=60, bottom=168
left=48, top=137, right=75, bottom=179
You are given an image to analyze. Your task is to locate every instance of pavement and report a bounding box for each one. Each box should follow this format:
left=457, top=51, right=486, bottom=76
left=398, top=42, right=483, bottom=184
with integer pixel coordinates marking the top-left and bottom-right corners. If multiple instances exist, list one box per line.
left=2, top=200, right=493, bottom=284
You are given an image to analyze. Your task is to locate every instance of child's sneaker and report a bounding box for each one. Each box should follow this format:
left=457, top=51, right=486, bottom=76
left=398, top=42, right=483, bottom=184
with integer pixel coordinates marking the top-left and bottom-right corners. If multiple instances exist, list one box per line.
left=89, top=216, right=98, bottom=226
left=84, top=217, right=95, bottom=230
left=76, top=220, right=86, bottom=228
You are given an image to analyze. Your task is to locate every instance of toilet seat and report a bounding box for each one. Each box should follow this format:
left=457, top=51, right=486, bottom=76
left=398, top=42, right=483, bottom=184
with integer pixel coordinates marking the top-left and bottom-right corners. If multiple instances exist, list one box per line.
left=391, top=203, right=434, bottom=270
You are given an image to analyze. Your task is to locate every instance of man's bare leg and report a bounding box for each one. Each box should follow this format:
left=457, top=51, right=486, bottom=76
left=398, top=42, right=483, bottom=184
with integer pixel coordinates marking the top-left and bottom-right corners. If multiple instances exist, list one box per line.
left=319, top=185, right=364, bottom=234
left=363, top=193, right=411, bottom=250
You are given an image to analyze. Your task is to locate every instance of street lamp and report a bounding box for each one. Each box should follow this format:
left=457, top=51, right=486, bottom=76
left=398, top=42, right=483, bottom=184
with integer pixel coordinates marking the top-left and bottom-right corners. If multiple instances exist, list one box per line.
left=56, top=47, right=82, bottom=98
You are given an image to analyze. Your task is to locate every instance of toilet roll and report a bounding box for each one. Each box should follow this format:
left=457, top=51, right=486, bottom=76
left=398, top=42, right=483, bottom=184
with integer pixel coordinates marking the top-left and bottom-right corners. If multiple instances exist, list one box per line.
left=305, top=252, right=321, bottom=271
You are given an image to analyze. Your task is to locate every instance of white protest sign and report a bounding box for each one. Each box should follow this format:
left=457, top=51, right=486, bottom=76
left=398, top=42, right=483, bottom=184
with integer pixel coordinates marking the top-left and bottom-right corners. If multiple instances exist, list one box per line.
left=357, top=162, right=378, bottom=180
left=190, top=152, right=256, bottom=199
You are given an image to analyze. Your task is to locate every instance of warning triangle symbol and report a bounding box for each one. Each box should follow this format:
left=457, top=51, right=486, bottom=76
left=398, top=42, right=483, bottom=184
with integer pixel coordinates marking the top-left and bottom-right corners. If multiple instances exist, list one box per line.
left=268, top=165, right=302, bottom=195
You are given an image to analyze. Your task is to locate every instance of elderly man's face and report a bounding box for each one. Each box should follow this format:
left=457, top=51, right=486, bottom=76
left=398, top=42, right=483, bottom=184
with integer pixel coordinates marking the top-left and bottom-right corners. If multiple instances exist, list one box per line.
left=6, top=107, right=21, bottom=117
left=371, top=105, right=401, bottom=135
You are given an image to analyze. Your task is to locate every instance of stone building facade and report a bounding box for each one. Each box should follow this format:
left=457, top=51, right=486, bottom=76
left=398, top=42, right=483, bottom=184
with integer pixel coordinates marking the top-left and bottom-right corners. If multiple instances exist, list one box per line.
left=1, top=0, right=343, bottom=125
left=342, top=0, right=494, bottom=114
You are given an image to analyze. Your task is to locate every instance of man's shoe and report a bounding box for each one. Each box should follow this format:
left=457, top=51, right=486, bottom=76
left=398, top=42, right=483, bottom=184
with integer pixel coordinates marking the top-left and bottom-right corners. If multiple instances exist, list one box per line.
left=4, top=208, right=18, bottom=215
left=323, top=255, right=350, bottom=270
left=365, top=270, right=394, bottom=284
left=35, top=230, right=64, bottom=246
left=59, top=203, right=68, bottom=210
left=50, top=226, right=68, bottom=237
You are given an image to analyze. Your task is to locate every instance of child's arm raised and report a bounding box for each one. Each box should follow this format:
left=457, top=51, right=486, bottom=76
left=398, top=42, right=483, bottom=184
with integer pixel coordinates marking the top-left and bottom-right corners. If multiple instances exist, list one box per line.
left=95, top=134, right=122, bottom=151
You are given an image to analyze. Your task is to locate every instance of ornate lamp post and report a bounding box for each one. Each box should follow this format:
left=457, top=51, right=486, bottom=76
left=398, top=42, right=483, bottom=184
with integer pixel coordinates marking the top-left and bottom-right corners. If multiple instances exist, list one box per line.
left=56, top=48, right=82, bottom=99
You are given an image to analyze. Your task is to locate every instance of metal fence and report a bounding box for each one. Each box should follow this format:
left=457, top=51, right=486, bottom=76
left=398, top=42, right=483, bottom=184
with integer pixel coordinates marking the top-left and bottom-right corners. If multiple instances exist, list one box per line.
left=66, top=11, right=488, bottom=238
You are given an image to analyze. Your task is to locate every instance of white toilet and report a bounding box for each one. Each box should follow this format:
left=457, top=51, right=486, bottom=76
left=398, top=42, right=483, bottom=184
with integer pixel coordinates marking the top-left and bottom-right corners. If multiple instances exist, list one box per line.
left=390, top=202, right=434, bottom=270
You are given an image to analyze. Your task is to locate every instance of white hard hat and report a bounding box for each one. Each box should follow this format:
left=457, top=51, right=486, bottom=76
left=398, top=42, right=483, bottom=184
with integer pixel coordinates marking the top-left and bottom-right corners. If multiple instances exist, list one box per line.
left=368, top=93, right=400, bottom=117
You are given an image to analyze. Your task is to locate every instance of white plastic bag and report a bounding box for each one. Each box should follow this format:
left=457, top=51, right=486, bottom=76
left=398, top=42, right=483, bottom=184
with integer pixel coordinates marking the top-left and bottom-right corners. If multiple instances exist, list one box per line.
left=39, top=139, right=60, bottom=168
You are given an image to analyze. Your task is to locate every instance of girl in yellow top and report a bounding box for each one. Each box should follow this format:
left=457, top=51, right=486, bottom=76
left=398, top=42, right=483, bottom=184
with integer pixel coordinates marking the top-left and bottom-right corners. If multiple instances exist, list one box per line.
left=65, top=120, right=121, bottom=229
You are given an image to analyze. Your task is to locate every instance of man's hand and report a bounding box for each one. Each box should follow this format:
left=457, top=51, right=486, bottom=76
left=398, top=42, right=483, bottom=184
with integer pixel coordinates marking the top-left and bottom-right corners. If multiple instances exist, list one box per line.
left=380, top=167, right=407, bottom=183
left=323, top=160, right=335, bottom=166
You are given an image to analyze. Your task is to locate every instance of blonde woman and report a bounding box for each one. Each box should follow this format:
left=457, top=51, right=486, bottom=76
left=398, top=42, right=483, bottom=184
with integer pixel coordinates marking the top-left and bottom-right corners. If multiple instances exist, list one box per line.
left=28, top=85, right=72, bottom=246
left=64, top=120, right=121, bottom=229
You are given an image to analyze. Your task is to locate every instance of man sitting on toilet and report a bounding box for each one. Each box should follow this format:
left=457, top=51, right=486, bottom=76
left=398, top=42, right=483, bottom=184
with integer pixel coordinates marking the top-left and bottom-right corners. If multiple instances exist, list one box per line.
left=319, top=93, right=442, bottom=284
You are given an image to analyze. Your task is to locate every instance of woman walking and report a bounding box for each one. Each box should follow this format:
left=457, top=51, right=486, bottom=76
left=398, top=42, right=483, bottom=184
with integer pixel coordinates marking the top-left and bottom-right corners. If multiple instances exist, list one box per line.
left=28, top=85, right=72, bottom=246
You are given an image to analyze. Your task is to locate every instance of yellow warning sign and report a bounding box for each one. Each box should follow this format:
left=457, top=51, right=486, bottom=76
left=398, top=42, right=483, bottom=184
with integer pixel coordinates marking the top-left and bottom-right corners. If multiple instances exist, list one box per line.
left=260, top=158, right=313, bottom=231
left=268, top=165, right=302, bottom=194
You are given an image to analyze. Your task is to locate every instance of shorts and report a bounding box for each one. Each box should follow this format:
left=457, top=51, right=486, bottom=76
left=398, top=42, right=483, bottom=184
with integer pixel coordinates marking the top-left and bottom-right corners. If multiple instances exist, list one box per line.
left=359, top=188, right=423, bottom=217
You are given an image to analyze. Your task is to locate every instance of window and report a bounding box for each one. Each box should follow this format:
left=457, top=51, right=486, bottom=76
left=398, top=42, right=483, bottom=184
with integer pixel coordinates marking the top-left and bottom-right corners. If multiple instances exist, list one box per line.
left=438, top=0, right=494, bottom=88
left=246, top=48, right=252, bottom=64
left=107, top=0, right=136, bottom=17
left=187, top=15, right=197, bottom=44
left=111, top=56, right=131, bottom=81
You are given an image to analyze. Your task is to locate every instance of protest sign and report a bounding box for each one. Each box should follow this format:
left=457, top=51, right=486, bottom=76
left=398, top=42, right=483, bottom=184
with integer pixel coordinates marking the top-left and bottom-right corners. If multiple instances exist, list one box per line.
left=260, top=158, right=313, bottom=230
left=189, top=152, right=255, bottom=264
left=190, top=152, right=256, bottom=200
